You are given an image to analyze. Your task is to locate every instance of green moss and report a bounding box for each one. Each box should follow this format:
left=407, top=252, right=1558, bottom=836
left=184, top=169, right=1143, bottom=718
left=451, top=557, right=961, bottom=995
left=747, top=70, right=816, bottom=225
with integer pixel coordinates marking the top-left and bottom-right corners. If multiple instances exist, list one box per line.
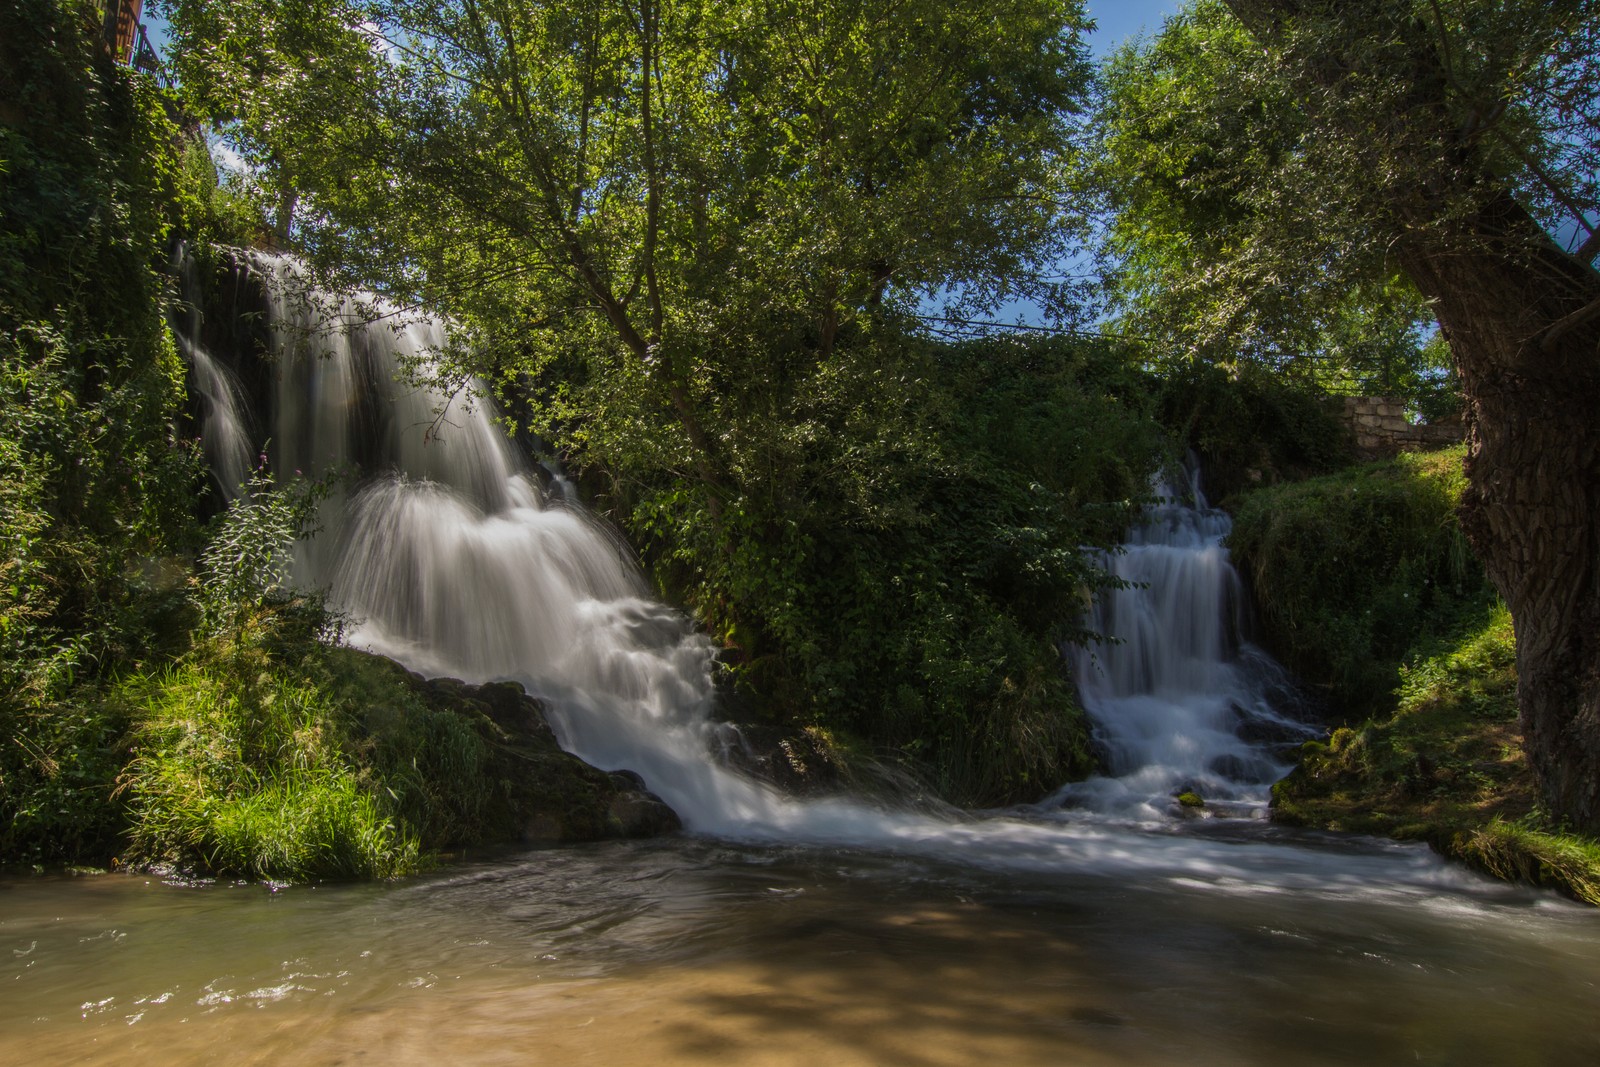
left=1272, top=606, right=1523, bottom=834
left=1175, top=791, right=1204, bottom=808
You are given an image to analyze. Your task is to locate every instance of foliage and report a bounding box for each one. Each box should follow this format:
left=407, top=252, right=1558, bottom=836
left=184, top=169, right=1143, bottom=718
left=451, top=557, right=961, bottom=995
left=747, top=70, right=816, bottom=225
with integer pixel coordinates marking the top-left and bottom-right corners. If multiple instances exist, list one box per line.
left=1452, top=821, right=1600, bottom=907
left=1153, top=360, right=1352, bottom=503
left=0, top=688, right=133, bottom=869
left=121, top=611, right=421, bottom=880
left=603, top=331, right=1161, bottom=803
left=1273, top=604, right=1600, bottom=904
left=192, top=470, right=329, bottom=634
left=1086, top=0, right=1444, bottom=406
left=119, top=472, right=492, bottom=880
left=158, top=0, right=1155, bottom=804
left=1208, top=0, right=1600, bottom=834
left=1229, top=447, right=1495, bottom=713
left=0, top=2, right=201, bottom=695
left=1217, top=0, right=1600, bottom=258
left=0, top=1, right=208, bottom=865
left=1102, top=0, right=1600, bottom=359
left=1274, top=603, right=1520, bottom=839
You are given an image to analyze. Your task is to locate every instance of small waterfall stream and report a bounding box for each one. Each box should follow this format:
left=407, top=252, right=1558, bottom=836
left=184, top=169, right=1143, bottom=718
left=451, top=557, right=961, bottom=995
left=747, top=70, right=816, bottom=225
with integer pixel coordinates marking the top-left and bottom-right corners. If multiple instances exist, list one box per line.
left=176, top=255, right=1493, bottom=896
left=1055, top=465, right=1317, bottom=818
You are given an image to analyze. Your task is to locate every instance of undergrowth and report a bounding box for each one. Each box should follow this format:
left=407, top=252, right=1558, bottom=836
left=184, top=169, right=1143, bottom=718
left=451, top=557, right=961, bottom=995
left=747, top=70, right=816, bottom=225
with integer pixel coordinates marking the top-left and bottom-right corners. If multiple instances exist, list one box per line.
left=1229, top=446, right=1495, bottom=716
left=1271, top=581, right=1600, bottom=904
left=119, top=611, right=426, bottom=881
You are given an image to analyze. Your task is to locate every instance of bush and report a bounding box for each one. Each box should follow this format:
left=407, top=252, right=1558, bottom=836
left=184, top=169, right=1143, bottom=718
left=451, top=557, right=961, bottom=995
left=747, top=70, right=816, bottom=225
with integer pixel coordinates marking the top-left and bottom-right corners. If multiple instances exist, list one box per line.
left=1, top=2, right=205, bottom=865
left=1228, top=446, right=1495, bottom=715
left=1156, top=360, right=1352, bottom=504
left=575, top=331, right=1163, bottom=804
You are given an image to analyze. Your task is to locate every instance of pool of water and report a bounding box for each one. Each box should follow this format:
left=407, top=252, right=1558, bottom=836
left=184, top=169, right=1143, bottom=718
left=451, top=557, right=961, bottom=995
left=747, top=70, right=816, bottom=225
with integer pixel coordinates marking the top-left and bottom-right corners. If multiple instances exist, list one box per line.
left=6, top=831, right=1598, bottom=1066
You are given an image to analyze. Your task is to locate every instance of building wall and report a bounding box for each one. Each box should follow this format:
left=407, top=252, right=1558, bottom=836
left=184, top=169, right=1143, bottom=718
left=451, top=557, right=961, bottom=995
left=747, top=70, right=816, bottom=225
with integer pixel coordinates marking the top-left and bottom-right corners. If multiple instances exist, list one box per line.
left=1340, top=396, right=1464, bottom=458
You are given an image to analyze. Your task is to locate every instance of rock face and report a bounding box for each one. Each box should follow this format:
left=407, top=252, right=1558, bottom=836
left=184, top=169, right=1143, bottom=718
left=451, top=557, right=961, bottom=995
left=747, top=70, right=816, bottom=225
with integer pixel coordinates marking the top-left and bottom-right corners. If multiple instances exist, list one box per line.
left=399, top=667, right=682, bottom=844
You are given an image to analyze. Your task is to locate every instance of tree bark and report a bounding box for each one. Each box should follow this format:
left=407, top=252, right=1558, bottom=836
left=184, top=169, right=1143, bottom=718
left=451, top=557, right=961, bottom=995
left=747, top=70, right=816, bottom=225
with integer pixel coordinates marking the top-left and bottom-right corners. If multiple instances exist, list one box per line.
left=1397, top=193, right=1600, bottom=834
left=1222, top=0, right=1600, bottom=832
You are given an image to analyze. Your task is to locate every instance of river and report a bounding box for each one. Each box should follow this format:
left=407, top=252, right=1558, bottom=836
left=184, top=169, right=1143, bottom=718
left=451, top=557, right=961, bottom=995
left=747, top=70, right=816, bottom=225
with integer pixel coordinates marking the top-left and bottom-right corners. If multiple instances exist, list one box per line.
left=6, top=832, right=1599, bottom=1066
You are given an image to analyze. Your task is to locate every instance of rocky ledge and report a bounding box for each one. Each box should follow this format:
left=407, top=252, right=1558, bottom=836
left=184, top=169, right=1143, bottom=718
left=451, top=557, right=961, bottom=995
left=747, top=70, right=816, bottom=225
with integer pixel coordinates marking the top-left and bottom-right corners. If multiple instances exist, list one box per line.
left=388, top=661, right=682, bottom=844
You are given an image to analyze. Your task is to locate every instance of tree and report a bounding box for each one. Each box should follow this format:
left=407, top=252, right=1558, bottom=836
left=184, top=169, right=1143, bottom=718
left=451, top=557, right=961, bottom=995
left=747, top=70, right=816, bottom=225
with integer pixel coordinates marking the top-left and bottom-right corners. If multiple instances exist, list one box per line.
left=159, top=0, right=1094, bottom=493
left=1089, top=0, right=1442, bottom=402
left=1189, top=0, right=1600, bottom=831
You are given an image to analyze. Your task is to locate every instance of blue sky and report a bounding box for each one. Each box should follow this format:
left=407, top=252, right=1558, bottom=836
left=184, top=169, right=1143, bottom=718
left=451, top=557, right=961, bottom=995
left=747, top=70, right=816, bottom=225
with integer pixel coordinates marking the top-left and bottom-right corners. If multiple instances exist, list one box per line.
left=1085, top=0, right=1181, bottom=56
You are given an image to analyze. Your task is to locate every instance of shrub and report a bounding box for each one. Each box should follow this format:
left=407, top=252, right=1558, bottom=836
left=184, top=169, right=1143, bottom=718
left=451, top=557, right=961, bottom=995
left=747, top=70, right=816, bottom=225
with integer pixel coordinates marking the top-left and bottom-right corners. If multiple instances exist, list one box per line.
left=1228, top=446, right=1495, bottom=715
left=1156, top=360, right=1352, bottom=504
left=581, top=331, right=1163, bottom=804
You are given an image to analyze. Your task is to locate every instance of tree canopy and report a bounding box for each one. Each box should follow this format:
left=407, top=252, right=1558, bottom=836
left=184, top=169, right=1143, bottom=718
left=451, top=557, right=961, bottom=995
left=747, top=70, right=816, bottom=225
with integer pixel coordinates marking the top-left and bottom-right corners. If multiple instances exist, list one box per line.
left=1088, top=0, right=1441, bottom=401
left=161, top=0, right=1094, bottom=423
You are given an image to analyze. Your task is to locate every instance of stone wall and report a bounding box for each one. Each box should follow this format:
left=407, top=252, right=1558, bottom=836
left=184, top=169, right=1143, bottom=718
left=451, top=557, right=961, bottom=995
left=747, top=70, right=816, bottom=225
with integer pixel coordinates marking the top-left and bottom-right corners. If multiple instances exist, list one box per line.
left=1340, top=396, right=1464, bottom=458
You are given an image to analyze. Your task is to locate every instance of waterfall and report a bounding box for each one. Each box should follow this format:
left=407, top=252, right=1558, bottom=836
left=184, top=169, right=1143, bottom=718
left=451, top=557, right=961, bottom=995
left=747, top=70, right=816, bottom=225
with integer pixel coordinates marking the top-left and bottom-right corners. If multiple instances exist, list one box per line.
left=169, top=255, right=1492, bottom=899
left=232, top=255, right=806, bottom=837
left=1051, top=464, right=1317, bottom=818
left=171, top=243, right=254, bottom=500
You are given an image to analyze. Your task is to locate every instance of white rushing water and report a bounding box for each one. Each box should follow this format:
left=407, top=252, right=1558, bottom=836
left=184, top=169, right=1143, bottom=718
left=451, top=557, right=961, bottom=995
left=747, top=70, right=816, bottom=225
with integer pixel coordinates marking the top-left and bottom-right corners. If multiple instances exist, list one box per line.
left=1052, top=465, right=1319, bottom=818
left=171, top=243, right=254, bottom=500
left=179, top=257, right=1518, bottom=903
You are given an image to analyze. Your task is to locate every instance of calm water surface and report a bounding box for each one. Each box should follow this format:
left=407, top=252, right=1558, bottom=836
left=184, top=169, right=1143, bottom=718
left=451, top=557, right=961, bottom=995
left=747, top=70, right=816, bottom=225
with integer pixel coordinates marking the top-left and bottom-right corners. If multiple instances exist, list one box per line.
left=6, top=832, right=1599, bottom=1066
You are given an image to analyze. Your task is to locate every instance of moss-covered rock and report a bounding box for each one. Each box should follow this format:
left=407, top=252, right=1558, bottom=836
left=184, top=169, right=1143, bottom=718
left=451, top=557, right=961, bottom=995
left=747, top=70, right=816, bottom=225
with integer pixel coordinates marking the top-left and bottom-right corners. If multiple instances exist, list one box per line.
left=398, top=668, right=682, bottom=844
left=110, top=611, right=679, bottom=883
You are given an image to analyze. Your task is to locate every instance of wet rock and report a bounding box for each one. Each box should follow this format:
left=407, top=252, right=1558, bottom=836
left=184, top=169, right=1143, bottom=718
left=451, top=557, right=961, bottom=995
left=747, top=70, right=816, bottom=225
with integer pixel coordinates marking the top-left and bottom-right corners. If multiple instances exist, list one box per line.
left=608, top=769, right=648, bottom=791
left=1207, top=753, right=1279, bottom=784
left=607, top=788, right=682, bottom=837
left=717, top=721, right=847, bottom=796
left=393, top=661, right=681, bottom=844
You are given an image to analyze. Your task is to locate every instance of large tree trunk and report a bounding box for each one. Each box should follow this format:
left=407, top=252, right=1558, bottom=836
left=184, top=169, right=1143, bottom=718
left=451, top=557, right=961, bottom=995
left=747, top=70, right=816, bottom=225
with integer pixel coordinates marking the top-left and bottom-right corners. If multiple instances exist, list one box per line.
left=1221, top=0, right=1600, bottom=832
left=1398, top=192, right=1600, bottom=833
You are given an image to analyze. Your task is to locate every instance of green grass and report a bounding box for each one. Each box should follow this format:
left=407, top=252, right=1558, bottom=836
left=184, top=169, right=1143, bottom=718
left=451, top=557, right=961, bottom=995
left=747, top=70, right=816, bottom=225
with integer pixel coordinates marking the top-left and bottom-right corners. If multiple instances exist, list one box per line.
left=121, top=619, right=426, bottom=880
left=1273, top=604, right=1600, bottom=905
left=1449, top=821, right=1600, bottom=906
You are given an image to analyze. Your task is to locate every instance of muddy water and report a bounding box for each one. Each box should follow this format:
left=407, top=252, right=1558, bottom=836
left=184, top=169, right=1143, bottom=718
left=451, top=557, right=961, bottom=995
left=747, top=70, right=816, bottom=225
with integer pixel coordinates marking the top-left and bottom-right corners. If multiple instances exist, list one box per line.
left=6, top=836, right=1599, bottom=1066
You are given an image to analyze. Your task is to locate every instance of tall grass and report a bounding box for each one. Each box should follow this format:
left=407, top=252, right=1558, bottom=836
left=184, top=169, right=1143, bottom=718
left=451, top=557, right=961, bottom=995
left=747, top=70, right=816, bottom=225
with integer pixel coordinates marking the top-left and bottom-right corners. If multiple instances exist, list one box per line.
left=122, top=631, right=423, bottom=880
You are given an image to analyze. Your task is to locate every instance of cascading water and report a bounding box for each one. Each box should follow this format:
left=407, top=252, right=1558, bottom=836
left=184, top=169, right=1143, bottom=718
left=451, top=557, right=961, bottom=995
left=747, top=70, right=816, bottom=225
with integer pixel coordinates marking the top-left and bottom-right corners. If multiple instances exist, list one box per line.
left=171, top=243, right=254, bottom=501
left=1052, top=465, right=1318, bottom=818
left=231, top=255, right=815, bottom=838
left=175, top=255, right=1508, bottom=899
